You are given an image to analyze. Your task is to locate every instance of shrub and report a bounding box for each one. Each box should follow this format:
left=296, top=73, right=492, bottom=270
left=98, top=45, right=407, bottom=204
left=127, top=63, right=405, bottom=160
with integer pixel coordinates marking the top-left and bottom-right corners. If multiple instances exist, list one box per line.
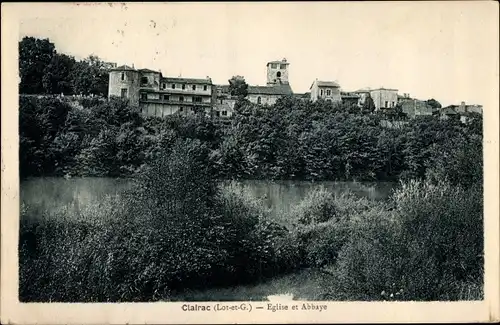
left=292, top=188, right=376, bottom=268
left=319, top=179, right=483, bottom=301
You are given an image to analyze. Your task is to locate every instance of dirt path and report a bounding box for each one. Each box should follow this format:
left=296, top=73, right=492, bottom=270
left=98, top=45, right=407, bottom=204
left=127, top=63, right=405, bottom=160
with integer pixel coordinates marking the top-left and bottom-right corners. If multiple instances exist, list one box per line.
left=171, top=268, right=335, bottom=301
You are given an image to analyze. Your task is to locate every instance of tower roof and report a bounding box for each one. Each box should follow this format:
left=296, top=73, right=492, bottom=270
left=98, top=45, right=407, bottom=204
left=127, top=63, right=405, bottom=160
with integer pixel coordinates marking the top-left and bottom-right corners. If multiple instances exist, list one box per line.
left=110, top=65, right=137, bottom=72
left=267, top=58, right=289, bottom=66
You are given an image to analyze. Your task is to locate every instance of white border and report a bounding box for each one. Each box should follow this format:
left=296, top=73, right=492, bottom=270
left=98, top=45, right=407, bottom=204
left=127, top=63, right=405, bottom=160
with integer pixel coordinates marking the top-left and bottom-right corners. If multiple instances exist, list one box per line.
left=2, top=2, right=499, bottom=324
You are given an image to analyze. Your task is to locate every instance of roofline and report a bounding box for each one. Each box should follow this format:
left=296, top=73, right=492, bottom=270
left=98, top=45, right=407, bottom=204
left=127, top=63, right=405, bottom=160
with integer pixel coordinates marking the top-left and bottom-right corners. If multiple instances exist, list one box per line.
left=370, top=88, right=399, bottom=91
left=267, top=61, right=290, bottom=65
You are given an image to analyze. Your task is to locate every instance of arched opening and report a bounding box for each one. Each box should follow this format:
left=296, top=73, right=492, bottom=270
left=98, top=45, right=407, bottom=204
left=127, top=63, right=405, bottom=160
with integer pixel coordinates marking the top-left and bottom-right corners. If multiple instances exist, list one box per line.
left=276, top=71, right=282, bottom=78
left=257, top=96, right=261, bottom=104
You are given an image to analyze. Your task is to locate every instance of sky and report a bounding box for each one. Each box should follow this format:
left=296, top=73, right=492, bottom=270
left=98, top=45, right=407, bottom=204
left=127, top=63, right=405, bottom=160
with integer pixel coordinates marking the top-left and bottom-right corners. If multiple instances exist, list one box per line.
left=15, top=2, right=499, bottom=107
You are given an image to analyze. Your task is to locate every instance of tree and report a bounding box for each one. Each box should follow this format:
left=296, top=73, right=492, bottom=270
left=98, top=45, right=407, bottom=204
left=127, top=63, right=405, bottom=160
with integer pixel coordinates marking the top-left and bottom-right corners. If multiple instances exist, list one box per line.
left=71, top=55, right=111, bottom=96
left=42, top=53, right=76, bottom=94
left=228, top=75, right=248, bottom=99
left=425, top=98, right=442, bottom=110
left=19, top=37, right=56, bottom=94
left=362, top=94, right=376, bottom=114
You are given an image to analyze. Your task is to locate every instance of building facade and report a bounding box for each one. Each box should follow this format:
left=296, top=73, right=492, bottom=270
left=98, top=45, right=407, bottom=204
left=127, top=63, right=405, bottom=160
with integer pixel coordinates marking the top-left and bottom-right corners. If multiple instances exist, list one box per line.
left=108, top=65, right=215, bottom=117
left=215, top=58, right=294, bottom=111
left=400, top=99, right=433, bottom=118
left=340, top=92, right=361, bottom=106
left=447, top=102, right=483, bottom=115
left=369, top=88, right=398, bottom=111
left=310, top=80, right=342, bottom=102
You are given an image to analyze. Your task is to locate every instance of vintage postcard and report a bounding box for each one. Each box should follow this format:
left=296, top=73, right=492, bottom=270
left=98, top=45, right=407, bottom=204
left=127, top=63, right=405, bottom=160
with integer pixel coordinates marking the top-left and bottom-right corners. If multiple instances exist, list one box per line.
left=1, top=1, right=499, bottom=324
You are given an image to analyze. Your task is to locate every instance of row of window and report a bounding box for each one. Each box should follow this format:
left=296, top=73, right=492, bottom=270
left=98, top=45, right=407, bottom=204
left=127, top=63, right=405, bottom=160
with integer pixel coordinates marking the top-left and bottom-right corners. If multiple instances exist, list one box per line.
left=120, top=73, right=209, bottom=91
left=385, top=101, right=396, bottom=108
left=214, top=111, right=228, bottom=117
left=320, top=89, right=333, bottom=96
left=270, top=63, right=287, bottom=69
left=140, top=93, right=205, bottom=103
left=162, top=83, right=209, bottom=91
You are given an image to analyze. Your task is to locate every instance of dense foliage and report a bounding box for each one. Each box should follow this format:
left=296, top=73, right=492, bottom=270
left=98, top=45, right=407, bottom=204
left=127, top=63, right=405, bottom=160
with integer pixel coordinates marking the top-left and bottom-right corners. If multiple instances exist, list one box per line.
left=19, top=36, right=483, bottom=302
left=19, top=37, right=112, bottom=96
left=20, top=95, right=482, bottom=184
left=19, top=92, right=483, bottom=302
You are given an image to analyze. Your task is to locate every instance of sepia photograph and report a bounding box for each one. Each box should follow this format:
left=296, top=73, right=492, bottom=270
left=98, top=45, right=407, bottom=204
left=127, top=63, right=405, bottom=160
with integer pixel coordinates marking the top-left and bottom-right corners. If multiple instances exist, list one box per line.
left=1, top=1, right=499, bottom=324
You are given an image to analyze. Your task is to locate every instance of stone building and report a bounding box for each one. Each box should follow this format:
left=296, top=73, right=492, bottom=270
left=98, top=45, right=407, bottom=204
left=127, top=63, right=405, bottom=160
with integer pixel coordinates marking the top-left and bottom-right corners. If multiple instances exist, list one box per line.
left=352, top=88, right=371, bottom=107
left=215, top=58, right=294, bottom=111
left=108, top=65, right=215, bottom=117
left=309, top=79, right=342, bottom=103
left=369, top=88, right=398, bottom=111
left=340, top=92, right=361, bottom=106
left=400, top=99, right=433, bottom=118
left=214, top=85, right=236, bottom=118
left=352, top=87, right=398, bottom=111
left=445, top=101, right=483, bottom=115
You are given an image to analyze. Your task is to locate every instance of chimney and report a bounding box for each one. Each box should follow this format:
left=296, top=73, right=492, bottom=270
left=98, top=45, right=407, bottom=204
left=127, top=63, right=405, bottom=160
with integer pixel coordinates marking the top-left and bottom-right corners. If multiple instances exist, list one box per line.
left=282, top=58, right=287, bottom=62
left=460, top=101, right=466, bottom=112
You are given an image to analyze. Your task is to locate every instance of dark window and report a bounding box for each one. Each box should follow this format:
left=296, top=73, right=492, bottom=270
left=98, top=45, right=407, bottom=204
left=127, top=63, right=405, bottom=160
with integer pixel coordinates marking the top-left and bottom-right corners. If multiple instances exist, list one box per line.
left=121, top=72, right=125, bottom=81
left=257, top=96, right=261, bottom=104
left=193, top=96, right=202, bottom=103
left=121, top=88, right=128, bottom=98
left=192, top=85, right=196, bottom=90
left=271, top=63, right=277, bottom=69
left=215, top=111, right=220, bottom=117
left=179, top=107, right=184, bottom=112
left=172, top=84, right=176, bottom=89
left=140, top=77, right=148, bottom=85
left=327, top=89, right=331, bottom=96
left=182, top=84, right=186, bottom=90
left=276, top=71, right=281, bottom=78
left=320, top=89, right=324, bottom=96
left=220, top=99, right=223, bottom=104
left=203, top=85, right=208, bottom=91
left=163, top=95, right=169, bottom=101
left=385, top=101, right=389, bottom=108
left=162, top=83, right=166, bottom=89
left=141, top=93, right=147, bottom=100
left=180, top=96, right=184, bottom=102
left=280, top=64, right=287, bottom=69
left=392, top=101, right=395, bottom=107
left=222, top=111, right=228, bottom=116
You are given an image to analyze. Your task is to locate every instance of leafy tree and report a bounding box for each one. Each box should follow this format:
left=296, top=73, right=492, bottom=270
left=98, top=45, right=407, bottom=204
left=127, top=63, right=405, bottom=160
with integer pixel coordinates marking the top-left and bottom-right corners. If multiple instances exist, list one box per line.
left=362, top=94, right=376, bottom=114
left=70, top=55, right=111, bottom=96
left=425, top=98, right=442, bottom=110
left=228, top=75, right=248, bottom=99
left=42, top=53, right=76, bottom=95
left=19, top=37, right=56, bottom=94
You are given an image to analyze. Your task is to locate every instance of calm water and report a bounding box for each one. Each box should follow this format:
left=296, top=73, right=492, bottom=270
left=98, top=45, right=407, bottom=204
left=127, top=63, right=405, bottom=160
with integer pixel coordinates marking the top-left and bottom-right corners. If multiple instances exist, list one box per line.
left=20, top=177, right=397, bottom=221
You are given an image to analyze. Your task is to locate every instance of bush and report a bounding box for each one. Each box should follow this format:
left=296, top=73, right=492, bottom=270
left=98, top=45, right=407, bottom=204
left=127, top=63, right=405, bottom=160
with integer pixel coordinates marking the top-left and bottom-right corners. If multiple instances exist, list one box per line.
left=291, top=188, right=376, bottom=268
left=20, top=140, right=303, bottom=301
left=319, top=179, right=483, bottom=301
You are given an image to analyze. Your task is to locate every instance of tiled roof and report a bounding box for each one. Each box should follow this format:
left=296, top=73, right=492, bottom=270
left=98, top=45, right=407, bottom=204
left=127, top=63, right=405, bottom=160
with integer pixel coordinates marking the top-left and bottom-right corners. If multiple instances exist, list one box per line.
left=371, top=87, right=398, bottom=92
left=441, top=106, right=458, bottom=115
left=248, top=84, right=293, bottom=96
left=341, top=93, right=360, bottom=99
left=315, top=80, right=340, bottom=88
left=267, top=59, right=289, bottom=65
left=163, top=77, right=212, bottom=85
left=353, top=87, right=371, bottom=93
left=110, top=65, right=136, bottom=72
left=138, top=68, right=160, bottom=73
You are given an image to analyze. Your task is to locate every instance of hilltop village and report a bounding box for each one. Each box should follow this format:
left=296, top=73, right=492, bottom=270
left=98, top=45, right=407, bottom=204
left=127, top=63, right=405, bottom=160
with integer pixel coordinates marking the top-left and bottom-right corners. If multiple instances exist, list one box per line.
left=108, top=58, right=483, bottom=121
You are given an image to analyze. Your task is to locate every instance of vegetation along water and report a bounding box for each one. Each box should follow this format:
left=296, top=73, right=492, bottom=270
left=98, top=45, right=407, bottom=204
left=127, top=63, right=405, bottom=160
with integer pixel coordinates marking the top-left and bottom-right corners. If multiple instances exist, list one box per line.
left=19, top=92, right=483, bottom=302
